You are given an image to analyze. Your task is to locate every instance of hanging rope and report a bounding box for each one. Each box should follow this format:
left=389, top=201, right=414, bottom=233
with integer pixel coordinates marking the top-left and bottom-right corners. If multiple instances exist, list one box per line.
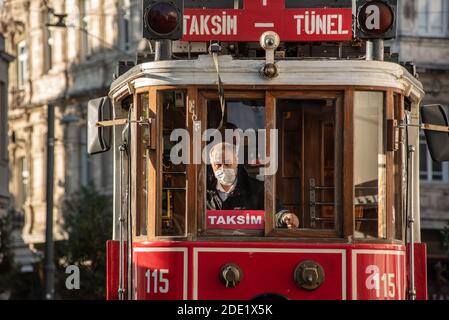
left=210, top=43, right=226, bottom=131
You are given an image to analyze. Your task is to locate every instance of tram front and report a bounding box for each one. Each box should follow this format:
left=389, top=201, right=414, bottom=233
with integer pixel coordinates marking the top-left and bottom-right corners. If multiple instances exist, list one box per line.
left=86, top=0, right=439, bottom=300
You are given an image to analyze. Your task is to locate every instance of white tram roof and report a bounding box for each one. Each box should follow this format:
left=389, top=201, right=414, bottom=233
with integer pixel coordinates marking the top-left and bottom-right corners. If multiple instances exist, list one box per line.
left=109, top=55, right=424, bottom=103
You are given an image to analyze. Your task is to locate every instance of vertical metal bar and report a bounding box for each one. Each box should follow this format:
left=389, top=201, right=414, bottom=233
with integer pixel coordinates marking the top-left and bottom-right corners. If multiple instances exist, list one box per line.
left=365, top=40, right=373, bottom=61
left=44, top=104, right=55, bottom=300
left=408, top=144, right=416, bottom=300
left=118, top=144, right=126, bottom=300
left=127, top=111, right=133, bottom=300
left=154, top=40, right=172, bottom=61
left=309, top=178, right=316, bottom=228
left=373, top=39, right=385, bottom=61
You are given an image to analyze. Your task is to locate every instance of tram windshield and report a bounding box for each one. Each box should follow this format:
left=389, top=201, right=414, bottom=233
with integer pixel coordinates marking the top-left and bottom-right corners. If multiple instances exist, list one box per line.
left=131, top=88, right=405, bottom=240
left=206, top=99, right=268, bottom=232
left=354, top=91, right=386, bottom=239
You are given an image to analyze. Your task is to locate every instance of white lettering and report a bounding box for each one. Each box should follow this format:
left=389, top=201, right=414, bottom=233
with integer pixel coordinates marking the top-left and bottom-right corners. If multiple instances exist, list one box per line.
left=294, top=15, right=305, bottom=35
left=339, top=14, right=349, bottom=34
left=186, top=14, right=238, bottom=36
left=190, top=15, right=199, bottom=35
left=251, top=216, right=262, bottom=225
left=200, top=15, right=210, bottom=35
left=208, top=215, right=217, bottom=224
left=295, top=12, right=349, bottom=36
left=365, top=5, right=380, bottom=30
left=211, top=15, right=222, bottom=35
left=207, top=213, right=263, bottom=225
left=217, top=216, right=226, bottom=224
left=183, top=16, right=190, bottom=35
left=226, top=216, right=236, bottom=224
left=316, top=15, right=326, bottom=35
left=330, top=15, right=338, bottom=35
left=230, top=15, right=237, bottom=35
left=222, top=12, right=227, bottom=35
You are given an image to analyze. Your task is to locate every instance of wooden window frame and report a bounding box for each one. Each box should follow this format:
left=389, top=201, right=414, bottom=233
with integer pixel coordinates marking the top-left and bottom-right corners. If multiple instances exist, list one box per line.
left=134, top=86, right=197, bottom=241
left=130, top=85, right=406, bottom=245
left=196, top=90, right=266, bottom=237
left=196, top=89, right=345, bottom=238
left=265, top=90, right=344, bottom=238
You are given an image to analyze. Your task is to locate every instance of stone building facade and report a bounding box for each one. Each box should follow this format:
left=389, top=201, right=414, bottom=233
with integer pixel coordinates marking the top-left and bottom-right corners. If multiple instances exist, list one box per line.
left=393, top=0, right=449, bottom=299
left=0, top=34, right=13, bottom=218
left=0, top=0, right=142, bottom=270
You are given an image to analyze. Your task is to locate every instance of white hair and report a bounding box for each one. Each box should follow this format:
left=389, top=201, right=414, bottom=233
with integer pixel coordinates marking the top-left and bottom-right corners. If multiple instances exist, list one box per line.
left=209, top=142, right=237, bottom=164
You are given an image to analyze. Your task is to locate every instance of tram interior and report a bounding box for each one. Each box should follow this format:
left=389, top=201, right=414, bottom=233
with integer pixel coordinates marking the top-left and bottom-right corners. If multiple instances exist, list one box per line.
left=151, top=90, right=387, bottom=238
left=276, top=99, right=336, bottom=230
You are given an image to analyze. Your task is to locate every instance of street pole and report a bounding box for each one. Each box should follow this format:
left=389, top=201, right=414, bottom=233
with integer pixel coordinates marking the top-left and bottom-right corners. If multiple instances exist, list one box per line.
left=44, top=103, right=55, bottom=300
left=154, top=39, right=172, bottom=61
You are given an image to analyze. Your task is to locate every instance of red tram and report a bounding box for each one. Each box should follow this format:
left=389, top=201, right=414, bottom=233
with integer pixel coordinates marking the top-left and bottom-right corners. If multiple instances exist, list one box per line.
left=87, top=0, right=449, bottom=300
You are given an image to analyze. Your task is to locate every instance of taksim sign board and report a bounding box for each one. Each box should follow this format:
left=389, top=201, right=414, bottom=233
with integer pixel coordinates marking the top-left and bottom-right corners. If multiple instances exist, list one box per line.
left=182, top=0, right=353, bottom=42
left=206, top=210, right=265, bottom=230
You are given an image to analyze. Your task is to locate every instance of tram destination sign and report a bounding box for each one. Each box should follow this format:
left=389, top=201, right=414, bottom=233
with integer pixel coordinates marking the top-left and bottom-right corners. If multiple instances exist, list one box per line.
left=182, top=0, right=353, bottom=42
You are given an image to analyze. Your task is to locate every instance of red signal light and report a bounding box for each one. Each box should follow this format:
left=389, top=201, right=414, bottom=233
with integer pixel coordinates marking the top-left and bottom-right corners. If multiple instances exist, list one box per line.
left=356, top=0, right=397, bottom=39
left=145, top=2, right=179, bottom=36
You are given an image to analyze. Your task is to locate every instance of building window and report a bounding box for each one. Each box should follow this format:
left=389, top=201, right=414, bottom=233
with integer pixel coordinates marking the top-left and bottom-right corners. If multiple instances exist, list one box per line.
left=417, top=0, right=449, bottom=37
left=17, top=40, right=28, bottom=88
left=0, top=81, right=6, bottom=161
left=120, top=0, right=132, bottom=51
left=420, top=132, right=449, bottom=182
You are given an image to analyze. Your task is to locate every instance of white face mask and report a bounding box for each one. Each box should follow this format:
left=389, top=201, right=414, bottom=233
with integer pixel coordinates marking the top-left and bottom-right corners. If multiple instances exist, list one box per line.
left=214, top=167, right=237, bottom=186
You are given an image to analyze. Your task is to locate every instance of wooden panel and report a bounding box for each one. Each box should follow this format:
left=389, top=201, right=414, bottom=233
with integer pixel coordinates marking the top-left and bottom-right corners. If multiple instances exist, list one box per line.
left=196, top=92, right=207, bottom=235
left=147, top=87, right=157, bottom=239
left=303, top=101, right=326, bottom=228
left=135, top=93, right=145, bottom=237
left=393, top=93, right=405, bottom=243
left=131, top=93, right=139, bottom=238
left=187, top=87, right=198, bottom=238
left=343, top=89, right=354, bottom=238
left=276, top=105, right=302, bottom=219
left=386, top=89, right=394, bottom=240
left=334, top=95, right=344, bottom=236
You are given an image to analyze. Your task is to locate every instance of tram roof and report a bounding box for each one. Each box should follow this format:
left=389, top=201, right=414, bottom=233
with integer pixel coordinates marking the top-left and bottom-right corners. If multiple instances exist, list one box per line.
left=109, top=55, right=424, bottom=103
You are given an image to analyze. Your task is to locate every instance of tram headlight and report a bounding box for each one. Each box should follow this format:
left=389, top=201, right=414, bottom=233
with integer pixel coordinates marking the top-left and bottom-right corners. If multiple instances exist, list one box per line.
left=260, top=31, right=280, bottom=50
left=143, top=0, right=184, bottom=40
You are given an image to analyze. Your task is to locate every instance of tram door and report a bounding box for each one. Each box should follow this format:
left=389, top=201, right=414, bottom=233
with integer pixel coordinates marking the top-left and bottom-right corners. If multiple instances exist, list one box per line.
left=276, top=99, right=337, bottom=231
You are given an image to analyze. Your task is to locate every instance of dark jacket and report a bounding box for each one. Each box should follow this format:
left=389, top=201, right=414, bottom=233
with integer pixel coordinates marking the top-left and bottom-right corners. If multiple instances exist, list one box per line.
left=206, top=166, right=288, bottom=227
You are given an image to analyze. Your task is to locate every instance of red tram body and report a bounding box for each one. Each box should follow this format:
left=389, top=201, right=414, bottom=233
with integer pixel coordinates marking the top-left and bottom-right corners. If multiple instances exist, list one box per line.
left=87, top=0, right=437, bottom=300
left=106, top=241, right=427, bottom=300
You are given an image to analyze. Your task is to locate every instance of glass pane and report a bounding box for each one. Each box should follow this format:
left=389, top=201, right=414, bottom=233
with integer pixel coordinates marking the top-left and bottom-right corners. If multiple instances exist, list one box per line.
left=161, top=91, right=186, bottom=236
left=205, top=99, right=266, bottom=232
left=354, top=91, right=386, bottom=239
left=139, top=93, right=149, bottom=236
left=394, top=94, right=405, bottom=241
left=275, top=99, right=336, bottom=230
left=429, top=0, right=445, bottom=34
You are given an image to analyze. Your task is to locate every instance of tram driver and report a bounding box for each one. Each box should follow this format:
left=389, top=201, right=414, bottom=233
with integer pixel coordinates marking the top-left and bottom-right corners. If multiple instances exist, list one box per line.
left=207, top=142, right=300, bottom=229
